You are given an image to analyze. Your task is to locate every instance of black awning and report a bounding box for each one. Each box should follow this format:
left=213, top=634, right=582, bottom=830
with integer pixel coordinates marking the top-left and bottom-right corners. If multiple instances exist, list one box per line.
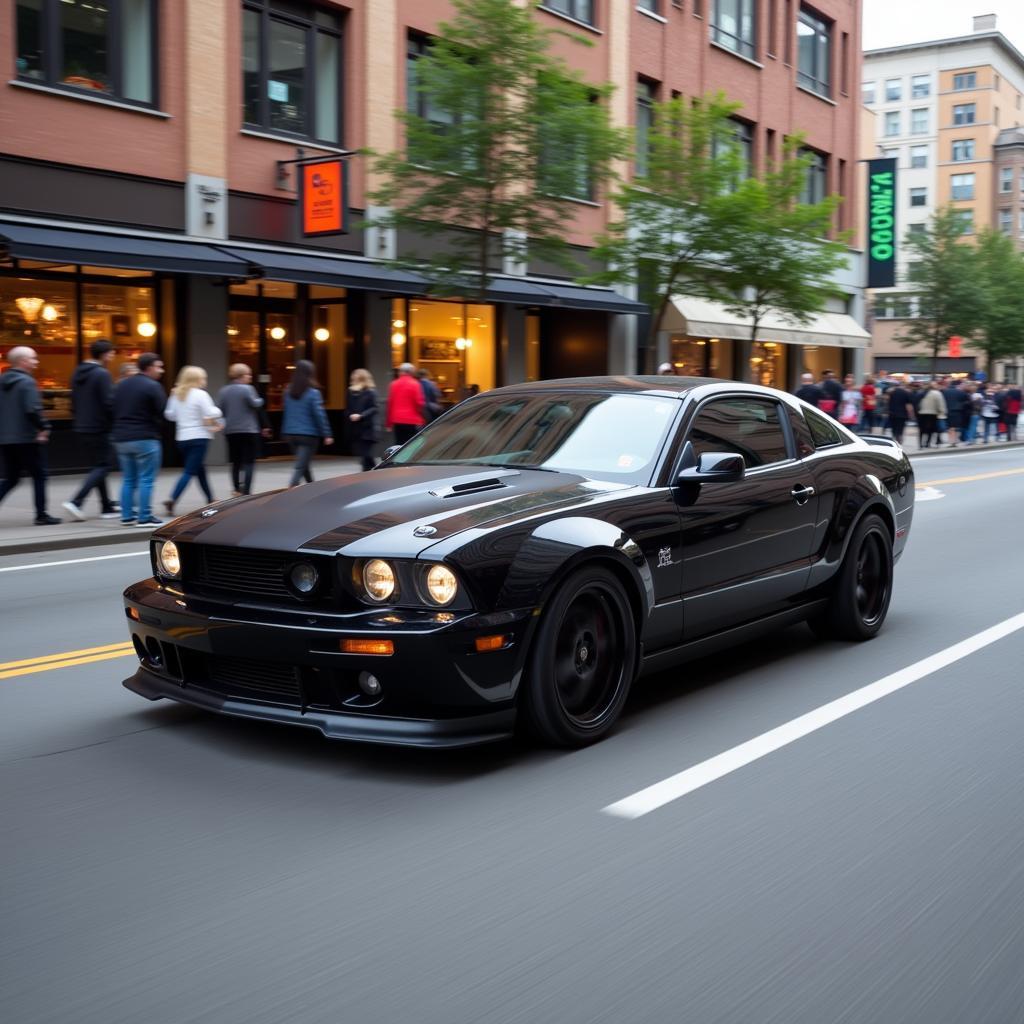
left=0, top=222, right=253, bottom=277
left=219, top=246, right=428, bottom=294
left=485, top=277, right=647, bottom=315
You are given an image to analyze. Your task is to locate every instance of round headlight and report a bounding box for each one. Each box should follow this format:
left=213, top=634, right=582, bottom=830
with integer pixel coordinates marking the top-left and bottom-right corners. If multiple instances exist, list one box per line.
left=425, top=564, right=458, bottom=606
left=157, top=540, right=181, bottom=578
left=363, top=559, right=396, bottom=602
left=289, top=562, right=318, bottom=595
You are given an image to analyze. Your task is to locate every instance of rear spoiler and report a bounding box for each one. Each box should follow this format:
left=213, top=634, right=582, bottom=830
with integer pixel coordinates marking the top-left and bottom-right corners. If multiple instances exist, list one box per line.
left=858, top=434, right=902, bottom=452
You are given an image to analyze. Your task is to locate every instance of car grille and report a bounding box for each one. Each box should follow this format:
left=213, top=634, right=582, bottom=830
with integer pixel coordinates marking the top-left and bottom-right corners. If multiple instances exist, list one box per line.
left=204, top=654, right=302, bottom=704
left=187, top=545, right=335, bottom=605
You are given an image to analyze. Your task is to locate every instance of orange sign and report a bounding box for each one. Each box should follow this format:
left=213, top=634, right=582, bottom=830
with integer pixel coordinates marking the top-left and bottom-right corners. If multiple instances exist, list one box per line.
left=301, top=160, right=346, bottom=236
left=949, top=335, right=962, bottom=358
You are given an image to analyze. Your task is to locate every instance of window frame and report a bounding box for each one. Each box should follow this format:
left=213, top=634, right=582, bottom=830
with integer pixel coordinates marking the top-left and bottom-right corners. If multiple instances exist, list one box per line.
left=951, top=139, right=975, bottom=162
left=952, top=103, right=976, bottom=126
left=538, top=0, right=596, bottom=27
left=637, top=0, right=663, bottom=14
left=950, top=173, right=975, bottom=201
left=710, top=0, right=757, bottom=61
left=862, top=81, right=875, bottom=104
left=910, top=144, right=928, bottom=169
left=909, top=187, right=927, bottom=207
left=242, top=0, right=344, bottom=146
left=952, top=72, right=976, bottom=91
left=800, top=148, right=827, bottom=206
left=910, top=73, right=930, bottom=98
left=910, top=107, right=928, bottom=135
left=883, top=110, right=900, bottom=137
left=884, top=77, right=901, bottom=101
left=635, top=78, right=656, bottom=179
left=796, top=6, right=831, bottom=98
left=681, top=394, right=795, bottom=471
left=14, top=0, right=160, bottom=108
left=804, top=406, right=847, bottom=449
left=1000, top=166, right=1013, bottom=193
left=999, top=208, right=1012, bottom=234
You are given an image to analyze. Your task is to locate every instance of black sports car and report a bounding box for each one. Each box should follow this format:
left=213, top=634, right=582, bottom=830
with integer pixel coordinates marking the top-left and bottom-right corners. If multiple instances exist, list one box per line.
left=123, top=377, right=914, bottom=748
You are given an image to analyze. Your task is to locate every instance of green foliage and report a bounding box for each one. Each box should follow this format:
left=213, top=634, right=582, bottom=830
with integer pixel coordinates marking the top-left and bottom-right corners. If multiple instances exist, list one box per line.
left=367, top=0, right=625, bottom=299
left=973, top=228, right=1024, bottom=370
left=896, top=207, right=985, bottom=371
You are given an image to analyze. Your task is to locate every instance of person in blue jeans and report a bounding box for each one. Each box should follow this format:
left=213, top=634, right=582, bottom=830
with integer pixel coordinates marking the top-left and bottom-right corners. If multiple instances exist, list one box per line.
left=281, top=360, right=333, bottom=486
left=110, top=352, right=166, bottom=527
left=163, top=365, right=222, bottom=516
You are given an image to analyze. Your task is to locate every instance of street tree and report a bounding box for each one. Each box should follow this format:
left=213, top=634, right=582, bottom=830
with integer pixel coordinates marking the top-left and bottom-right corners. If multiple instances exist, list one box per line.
left=367, top=0, right=625, bottom=300
left=973, top=228, right=1024, bottom=375
left=585, top=94, right=750, bottom=367
left=896, top=206, right=984, bottom=374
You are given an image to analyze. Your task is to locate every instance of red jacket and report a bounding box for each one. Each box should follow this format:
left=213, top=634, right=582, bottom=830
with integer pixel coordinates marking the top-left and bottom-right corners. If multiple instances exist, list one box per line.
left=385, top=373, right=426, bottom=428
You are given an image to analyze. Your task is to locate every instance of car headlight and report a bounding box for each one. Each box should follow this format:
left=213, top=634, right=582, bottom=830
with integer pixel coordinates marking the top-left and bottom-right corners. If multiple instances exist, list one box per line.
left=425, top=564, right=458, bottom=606
left=157, top=540, right=181, bottom=578
left=363, top=559, right=397, bottom=602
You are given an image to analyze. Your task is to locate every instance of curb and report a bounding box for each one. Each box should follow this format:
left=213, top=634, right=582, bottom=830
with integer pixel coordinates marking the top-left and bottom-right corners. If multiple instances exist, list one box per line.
left=908, top=441, right=1024, bottom=459
left=0, top=527, right=156, bottom=557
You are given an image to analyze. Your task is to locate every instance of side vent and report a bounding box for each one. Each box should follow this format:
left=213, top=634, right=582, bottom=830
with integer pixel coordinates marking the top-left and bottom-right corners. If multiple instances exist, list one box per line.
left=430, top=478, right=509, bottom=499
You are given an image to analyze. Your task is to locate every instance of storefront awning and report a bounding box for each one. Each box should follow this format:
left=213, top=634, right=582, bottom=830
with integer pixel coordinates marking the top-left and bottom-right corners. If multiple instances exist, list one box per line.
left=670, top=295, right=869, bottom=348
left=0, top=222, right=254, bottom=277
left=485, top=277, right=646, bottom=314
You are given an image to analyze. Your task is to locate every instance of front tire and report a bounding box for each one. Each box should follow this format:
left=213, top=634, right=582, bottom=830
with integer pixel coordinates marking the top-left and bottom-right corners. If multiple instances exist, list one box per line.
left=810, top=513, right=893, bottom=641
left=522, top=566, right=637, bottom=748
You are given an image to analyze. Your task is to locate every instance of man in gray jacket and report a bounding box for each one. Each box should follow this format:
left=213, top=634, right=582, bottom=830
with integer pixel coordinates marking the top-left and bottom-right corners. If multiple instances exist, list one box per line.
left=216, top=363, right=268, bottom=495
left=0, top=347, right=61, bottom=524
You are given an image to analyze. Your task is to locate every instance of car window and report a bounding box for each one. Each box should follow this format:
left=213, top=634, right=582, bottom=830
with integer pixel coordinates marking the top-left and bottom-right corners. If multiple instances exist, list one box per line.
left=687, top=397, right=789, bottom=468
left=804, top=406, right=848, bottom=449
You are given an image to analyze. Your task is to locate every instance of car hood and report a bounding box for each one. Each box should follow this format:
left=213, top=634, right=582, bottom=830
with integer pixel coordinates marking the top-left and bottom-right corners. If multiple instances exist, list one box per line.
left=164, top=465, right=629, bottom=558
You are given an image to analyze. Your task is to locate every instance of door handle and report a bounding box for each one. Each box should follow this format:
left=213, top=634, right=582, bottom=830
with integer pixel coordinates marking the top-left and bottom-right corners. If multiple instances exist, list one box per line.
left=791, top=485, right=815, bottom=504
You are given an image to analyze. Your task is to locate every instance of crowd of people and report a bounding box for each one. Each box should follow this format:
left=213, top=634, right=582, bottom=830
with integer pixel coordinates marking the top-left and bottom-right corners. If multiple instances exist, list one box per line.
left=795, top=368, right=1022, bottom=449
left=0, top=344, right=465, bottom=526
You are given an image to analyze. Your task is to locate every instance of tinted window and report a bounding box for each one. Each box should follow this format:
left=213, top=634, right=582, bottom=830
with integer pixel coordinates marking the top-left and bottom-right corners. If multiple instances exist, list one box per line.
left=687, top=398, right=789, bottom=468
left=805, top=406, right=846, bottom=448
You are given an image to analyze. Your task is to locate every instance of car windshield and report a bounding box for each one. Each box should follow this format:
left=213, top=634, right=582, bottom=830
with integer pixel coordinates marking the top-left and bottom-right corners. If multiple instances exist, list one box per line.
left=389, top=392, right=679, bottom=484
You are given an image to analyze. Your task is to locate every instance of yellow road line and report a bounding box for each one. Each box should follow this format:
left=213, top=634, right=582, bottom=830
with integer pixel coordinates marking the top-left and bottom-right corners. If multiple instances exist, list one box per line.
left=0, top=642, right=135, bottom=680
left=917, top=467, right=1024, bottom=489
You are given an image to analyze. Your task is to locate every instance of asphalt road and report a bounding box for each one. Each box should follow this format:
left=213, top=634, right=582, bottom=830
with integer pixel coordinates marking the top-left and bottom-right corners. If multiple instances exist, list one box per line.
left=3, top=445, right=1024, bottom=1024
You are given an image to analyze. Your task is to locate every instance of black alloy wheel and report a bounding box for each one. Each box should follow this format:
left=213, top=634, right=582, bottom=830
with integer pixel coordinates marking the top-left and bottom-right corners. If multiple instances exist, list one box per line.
left=522, top=566, right=637, bottom=747
left=810, top=513, right=894, bottom=642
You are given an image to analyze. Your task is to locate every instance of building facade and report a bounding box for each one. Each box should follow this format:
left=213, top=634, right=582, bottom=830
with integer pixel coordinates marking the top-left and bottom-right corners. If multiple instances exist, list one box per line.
left=2, top=0, right=864, bottom=470
left=862, top=14, right=1024, bottom=381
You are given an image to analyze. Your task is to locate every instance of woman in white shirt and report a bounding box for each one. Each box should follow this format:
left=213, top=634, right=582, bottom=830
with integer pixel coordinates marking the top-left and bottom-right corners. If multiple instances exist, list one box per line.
left=163, top=365, right=222, bottom=515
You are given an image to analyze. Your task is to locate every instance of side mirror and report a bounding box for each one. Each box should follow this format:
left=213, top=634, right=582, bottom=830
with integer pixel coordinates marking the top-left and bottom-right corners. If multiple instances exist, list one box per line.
left=382, top=445, right=402, bottom=461
left=676, top=451, right=745, bottom=485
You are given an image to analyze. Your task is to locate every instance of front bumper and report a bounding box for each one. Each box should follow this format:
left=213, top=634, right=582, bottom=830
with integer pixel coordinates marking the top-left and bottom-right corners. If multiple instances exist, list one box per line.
left=123, top=579, right=533, bottom=748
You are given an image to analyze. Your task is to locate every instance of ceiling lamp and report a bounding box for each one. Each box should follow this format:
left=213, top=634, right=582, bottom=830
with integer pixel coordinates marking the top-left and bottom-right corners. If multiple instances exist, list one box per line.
left=313, top=327, right=330, bottom=342
left=455, top=337, right=472, bottom=350
left=392, top=319, right=406, bottom=329
left=269, top=325, right=287, bottom=341
left=137, top=320, right=157, bottom=338
left=391, top=331, right=406, bottom=347
left=15, top=296, right=45, bottom=323
left=40, top=304, right=59, bottom=322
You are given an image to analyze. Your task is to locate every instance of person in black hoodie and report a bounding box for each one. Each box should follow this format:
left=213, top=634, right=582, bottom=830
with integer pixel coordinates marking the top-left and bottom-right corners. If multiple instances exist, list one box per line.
left=63, top=339, right=120, bottom=520
left=819, top=369, right=843, bottom=418
left=0, top=346, right=61, bottom=524
left=795, top=372, right=823, bottom=406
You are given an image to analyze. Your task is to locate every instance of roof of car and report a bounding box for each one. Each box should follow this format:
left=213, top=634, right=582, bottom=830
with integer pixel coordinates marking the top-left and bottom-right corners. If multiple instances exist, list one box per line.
left=494, top=376, right=772, bottom=399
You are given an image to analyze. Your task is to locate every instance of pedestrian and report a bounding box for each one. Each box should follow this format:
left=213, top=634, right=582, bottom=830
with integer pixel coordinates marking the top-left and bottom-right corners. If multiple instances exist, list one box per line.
left=960, top=382, right=980, bottom=445
left=942, top=377, right=967, bottom=447
left=110, top=351, right=165, bottom=526
left=980, top=385, right=1001, bottom=443
left=385, top=362, right=426, bottom=445
left=819, top=369, right=842, bottom=418
left=657, top=362, right=676, bottom=376
left=886, top=379, right=914, bottom=445
left=62, top=339, right=120, bottom=521
left=795, top=372, right=823, bottom=407
left=1006, top=382, right=1021, bottom=441
left=859, top=375, right=877, bottom=433
left=838, top=373, right=862, bottom=428
left=917, top=380, right=947, bottom=449
left=119, top=361, right=138, bottom=379
left=0, top=346, right=61, bottom=525
left=346, top=368, right=379, bottom=472
left=281, top=359, right=333, bottom=487
left=217, top=363, right=268, bottom=496
left=163, top=365, right=221, bottom=516
left=417, top=367, right=443, bottom=422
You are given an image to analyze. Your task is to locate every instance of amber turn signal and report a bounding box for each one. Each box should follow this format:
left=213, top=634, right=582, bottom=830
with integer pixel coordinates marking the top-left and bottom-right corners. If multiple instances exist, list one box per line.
left=474, top=634, right=507, bottom=653
left=127, top=607, right=141, bottom=621
left=340, top=638, right=395, bottom=656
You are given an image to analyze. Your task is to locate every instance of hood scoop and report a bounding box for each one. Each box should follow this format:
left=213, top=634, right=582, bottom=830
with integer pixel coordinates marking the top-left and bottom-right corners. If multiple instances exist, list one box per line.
left=429, top=476, right=513, bottom=499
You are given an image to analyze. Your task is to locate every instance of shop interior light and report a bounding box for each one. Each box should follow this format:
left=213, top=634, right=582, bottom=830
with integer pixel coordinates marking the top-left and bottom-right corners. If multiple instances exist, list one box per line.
left=391, top=331, right=406, bottom=347
left=455, top=337, right=472, bottom=350
left=137, top=320, right=157, bottom=338
left=392, top=319, right=406, bottom=329
left=314, top=327, right=331, bottom=342
left=269, top=325, right=287, bottom=340
left=40, top=304, right=59, bottom=322
left=15, top=296, right=44, bottom=323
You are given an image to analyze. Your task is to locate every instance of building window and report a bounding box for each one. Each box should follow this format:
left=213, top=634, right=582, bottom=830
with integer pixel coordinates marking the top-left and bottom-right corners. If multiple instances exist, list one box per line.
left=635, top=79, right=656, bottom=178
left=242, top=0, right=342, bottom=143
left=909, top=187, right=927, bottom=207
left=538, top=84, right=598, bottom=201
left=885, top=78, right=901, bottom=101
left=711, top=0, right=756, bottom=61
left=906, top=223, right=925, bottom=238
left=637, top=0, right=662, bottom=12
left=711, top=118, right=754, bottom=183
left=951, top=139, right=975, bottom=162
left=880, top=146, right=898, bottom=159
left=910, top=108, right=928, bottom=135
left=796, top=7, right=830, bottom=97
left=910, top=145, right=928, bottom=168
left=884, top=111, right=900, bottom=137
left=950, top=173, right=975, bottom=201
left=862, top=82, right=875, bottom=104
left=540, top=0, right=595, bottom=25
left=952, top=103, right=976, bottom=126
left=953, top=72, right=976, bottom=91
left=14, top=0, right=158, bottom=106
left=1000, top=209, right=1012, bottom=233
left=911, top=74, right=930, bottom=98
left=800, top=150, right=827, bottom=205
left=953, top=210, right=973, bottom=235
left=1000, top=166, right=1013, bottom=192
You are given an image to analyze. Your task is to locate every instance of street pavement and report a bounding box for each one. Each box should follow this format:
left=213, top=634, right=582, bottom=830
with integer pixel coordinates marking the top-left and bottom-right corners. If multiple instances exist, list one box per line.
left=2, top=444, right=1024, bottom=1023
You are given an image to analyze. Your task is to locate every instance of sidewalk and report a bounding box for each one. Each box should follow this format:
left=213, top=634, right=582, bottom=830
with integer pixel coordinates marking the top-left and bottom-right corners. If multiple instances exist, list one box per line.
left=0, top=456, right=362, bottom=556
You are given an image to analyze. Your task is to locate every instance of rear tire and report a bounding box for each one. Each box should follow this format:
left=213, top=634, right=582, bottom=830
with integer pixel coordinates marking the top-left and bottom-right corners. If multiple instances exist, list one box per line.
left=521, top=566, right=636, bottom=748
left=809, top=513, right=893, bottom=641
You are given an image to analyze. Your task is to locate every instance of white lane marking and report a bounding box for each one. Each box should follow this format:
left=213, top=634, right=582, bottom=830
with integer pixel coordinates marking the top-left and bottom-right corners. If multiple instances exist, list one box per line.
left=915, top=486, right=945, bottom=502
left=0, top=550, right=148, bottom=573
left=912, top=445, right=1023, bottom=463
left=603, top=611, right=1024, bottom=820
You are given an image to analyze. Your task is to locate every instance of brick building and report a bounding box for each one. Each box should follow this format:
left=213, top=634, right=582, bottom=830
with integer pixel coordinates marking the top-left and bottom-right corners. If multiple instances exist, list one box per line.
left=2, top=0, right=865, bottom=469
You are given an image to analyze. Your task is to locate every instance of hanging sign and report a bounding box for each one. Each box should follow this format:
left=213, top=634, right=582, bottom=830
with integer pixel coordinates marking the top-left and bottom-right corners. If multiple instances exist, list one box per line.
left=866, top=158, right=897, bottom=288
left=301, top=159, right=348, bottom=236
left=949, top=335, right=962, bottom=359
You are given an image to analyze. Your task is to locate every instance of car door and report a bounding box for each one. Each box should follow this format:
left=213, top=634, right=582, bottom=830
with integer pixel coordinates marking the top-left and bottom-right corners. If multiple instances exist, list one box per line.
left=676, top=394, right=819, bottom=639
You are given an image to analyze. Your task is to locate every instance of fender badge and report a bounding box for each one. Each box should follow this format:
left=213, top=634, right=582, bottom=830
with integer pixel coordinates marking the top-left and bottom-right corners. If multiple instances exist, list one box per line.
left=200, top=508, right=218, bottom=518
left=413, top=525, right=437, bottom=538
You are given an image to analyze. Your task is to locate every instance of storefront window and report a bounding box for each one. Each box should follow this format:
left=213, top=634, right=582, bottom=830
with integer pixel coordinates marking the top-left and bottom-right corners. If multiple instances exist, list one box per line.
left=795, top=345, right=843, bottom=382
left=669, top=336, right=735, bottom=379
left=82, top=281, right=156, bottom=380
left=750, top=341, right=787, bottom=388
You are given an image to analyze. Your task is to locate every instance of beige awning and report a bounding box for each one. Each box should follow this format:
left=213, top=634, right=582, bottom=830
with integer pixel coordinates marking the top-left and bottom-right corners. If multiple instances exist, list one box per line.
left=668, top=295, right=869, bottom=349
